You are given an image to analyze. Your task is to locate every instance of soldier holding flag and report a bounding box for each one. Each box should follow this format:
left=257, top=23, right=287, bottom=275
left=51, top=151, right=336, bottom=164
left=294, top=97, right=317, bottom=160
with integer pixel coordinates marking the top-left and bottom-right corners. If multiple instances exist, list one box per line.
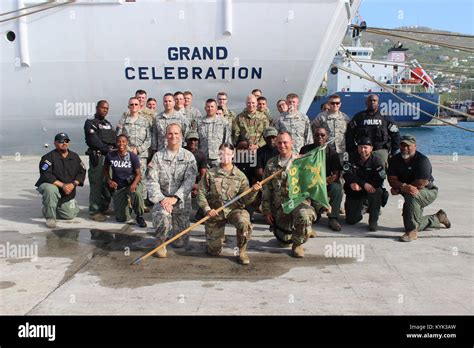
left=262, top=132, right=317, bottom=258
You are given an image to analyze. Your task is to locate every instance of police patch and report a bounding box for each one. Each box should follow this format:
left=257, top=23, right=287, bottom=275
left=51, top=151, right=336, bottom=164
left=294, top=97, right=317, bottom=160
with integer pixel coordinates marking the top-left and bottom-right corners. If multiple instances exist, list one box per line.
left=389, top=124, right=399, bottom=132
left=41, top=163, right=49, bottom=171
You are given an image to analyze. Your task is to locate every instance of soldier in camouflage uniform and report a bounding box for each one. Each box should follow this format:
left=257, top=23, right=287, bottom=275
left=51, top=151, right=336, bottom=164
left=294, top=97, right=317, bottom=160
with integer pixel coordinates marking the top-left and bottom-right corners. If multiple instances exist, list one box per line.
left=257, top=96, right=273, bottom=125
left=262, top=132, right=316, bottom=258
left=147, top=123, right=197, bottom=256
left=184, top=91, right=203, bottom=130
left=116, top=97, right=152, bottom=201
left=274, top=93, right=313, bottom=153
left=120, top=90, right=155, bottom=124
left=152, top=93, right=190, bottom=152
left=232, top=94, right=269, bottom=150
left=217, top=92, right=236, bottom=127
left=197, top=143, right=262, bottom=265
left=311, top=94, right=350, bottom=161
left=197, top=99, right=231, bottom=168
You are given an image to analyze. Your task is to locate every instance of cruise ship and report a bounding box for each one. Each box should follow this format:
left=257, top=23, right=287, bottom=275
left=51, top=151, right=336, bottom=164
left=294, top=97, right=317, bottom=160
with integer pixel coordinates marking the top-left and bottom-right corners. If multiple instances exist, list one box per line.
left=0, top=0, right=361, bottom=155
left=308, top=26, right=440, bottom=126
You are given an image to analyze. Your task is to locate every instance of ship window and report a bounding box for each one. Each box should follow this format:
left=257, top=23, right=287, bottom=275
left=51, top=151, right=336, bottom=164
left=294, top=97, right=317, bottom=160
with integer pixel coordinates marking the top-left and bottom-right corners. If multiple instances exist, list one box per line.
left=347, top=76, right=351, bottom=79
left=6, top=31, right=15, bottom=42
left=372, top=64, right=375, bottom=68
left=384, top=64, right=387, bottom=68
left=352, top=52, right=357, bottom=56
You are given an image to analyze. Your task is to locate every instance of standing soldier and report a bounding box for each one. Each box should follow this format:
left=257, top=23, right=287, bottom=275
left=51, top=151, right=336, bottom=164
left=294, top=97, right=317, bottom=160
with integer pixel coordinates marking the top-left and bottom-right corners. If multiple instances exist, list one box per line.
left=84, top=100, right=116, bottom=222
left=197, top=143, right=262, bottom=265
left=184, top=91, right=203, bottom=130
left=345, top=94, right=400, bottom=166
left=217, top=91, right=236, bottom=127
left=197, top=99, right=231, bottom=168
left=257, top=96, right=273, bottom=125
left=311, top=94, right=350, bottom=162
left=233, top=94, right=269, bottom=150
left=343, top=137, right=385, bottom=231
left=116, top=97, right=152, bottom=206
left=387, top=135, right=451, bottom=242
left=275, top=93, right=313, bottom=153
left=262, top=132, right=317, bottom=258
left=152, top=93, right=190, bottom=152
left=147, top=124, right=197, bottom=255
left=120, top=90, right=155, bottom=124
left=35, top=133, right=86, bottom=228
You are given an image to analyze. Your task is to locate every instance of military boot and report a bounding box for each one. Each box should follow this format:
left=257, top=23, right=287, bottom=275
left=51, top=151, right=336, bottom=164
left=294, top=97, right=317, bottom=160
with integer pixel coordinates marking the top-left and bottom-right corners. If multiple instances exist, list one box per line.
left=435, top=209, right=451, bottom=228
left=154, top=246, right=167, bottom=258
left=292, top=244, right=305, bottom=258
left=46, top=219, right=56, bottom=228
left=328, top=218, right=341, bottom=231
left=238, top=244, right=250, bottom=265
left=308, top=230, right=317, bottom=238
left=400, top=230, right=418, bottom=242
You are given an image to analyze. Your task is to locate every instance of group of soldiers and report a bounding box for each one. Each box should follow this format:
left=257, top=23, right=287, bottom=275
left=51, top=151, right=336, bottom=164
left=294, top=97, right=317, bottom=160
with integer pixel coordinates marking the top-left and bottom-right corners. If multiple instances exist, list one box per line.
left=35, top=89, right=451, bottom=265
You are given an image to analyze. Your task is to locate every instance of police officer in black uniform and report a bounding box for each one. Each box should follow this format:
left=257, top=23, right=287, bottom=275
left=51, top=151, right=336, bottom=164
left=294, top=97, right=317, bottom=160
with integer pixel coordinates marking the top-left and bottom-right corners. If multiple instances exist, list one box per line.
left=84, top=100, right=116, bottom=221
left=36, top=133, right=86, bottom=228
left=345, top=94, right=401, bottom=167
left=343, top=137, right=385, bottom=231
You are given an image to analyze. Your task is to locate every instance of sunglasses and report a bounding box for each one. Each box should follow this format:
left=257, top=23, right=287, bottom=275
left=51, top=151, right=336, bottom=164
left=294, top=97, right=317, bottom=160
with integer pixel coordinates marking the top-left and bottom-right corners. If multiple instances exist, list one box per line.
left=129, top=103, right=139, bottom=106
left=330, top=102, right=341, bottom=105
left=58, top=140, right=70, bottom=144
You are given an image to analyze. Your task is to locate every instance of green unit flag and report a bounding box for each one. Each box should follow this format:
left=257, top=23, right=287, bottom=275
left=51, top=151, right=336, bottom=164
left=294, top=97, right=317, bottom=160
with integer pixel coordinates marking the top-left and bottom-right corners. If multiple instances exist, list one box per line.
left=282, top=146, right=330, bottom=214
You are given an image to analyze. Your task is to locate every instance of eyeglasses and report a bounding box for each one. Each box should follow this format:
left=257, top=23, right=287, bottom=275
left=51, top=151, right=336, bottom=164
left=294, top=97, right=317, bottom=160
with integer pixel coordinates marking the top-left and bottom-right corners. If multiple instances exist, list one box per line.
left=330, top=102, right=341, bottom=105
left=58, top=140, right=70, bottom=144
left=129, top=103, right=139, bottom=106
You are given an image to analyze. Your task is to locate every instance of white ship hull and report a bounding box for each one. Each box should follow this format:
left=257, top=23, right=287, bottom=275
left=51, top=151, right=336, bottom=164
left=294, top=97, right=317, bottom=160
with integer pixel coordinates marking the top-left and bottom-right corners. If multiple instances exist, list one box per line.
left=1, top=0, right=361, bottom=155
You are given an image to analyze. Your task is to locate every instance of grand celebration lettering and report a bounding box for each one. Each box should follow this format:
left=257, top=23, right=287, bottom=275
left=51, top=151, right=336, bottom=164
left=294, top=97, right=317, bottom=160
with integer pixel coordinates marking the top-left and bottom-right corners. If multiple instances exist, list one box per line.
left=124, top=46, right=262, bottom=81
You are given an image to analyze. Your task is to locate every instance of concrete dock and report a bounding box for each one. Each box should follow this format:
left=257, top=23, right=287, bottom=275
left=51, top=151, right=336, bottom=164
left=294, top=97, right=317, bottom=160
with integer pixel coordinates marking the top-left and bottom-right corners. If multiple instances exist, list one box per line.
left=0, top=155, right=472, bottom=315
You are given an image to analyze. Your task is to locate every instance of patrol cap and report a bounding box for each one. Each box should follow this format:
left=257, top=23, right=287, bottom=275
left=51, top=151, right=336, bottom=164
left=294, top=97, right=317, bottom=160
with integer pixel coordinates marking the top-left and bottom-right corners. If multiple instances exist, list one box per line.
left=400, top=134, right=416, bottom=145
left=356, top=137, right=372, bottom=146
left=54, top=133, right=70, bottom=142
left=185, top=130, right=199, bottom=140
left=263, top=127, right=278, bottom=138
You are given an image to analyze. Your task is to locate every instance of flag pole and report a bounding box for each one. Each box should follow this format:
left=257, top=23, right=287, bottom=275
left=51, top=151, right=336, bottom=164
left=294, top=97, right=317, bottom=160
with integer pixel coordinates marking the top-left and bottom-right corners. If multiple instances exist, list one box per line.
left=130, top=168, right=283, bottom=265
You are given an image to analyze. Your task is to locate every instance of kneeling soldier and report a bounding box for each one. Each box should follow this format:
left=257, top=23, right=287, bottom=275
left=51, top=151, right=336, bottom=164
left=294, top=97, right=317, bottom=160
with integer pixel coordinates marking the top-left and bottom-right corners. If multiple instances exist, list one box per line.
left=35, top=133, right=86, bottom=228
left=103, top=134, right=146, bottom=227
left=343, top=137, right=385, bottom=231
left=198, top=143, right=262, bottom=265
left=388, top=135, right=450, bottom=242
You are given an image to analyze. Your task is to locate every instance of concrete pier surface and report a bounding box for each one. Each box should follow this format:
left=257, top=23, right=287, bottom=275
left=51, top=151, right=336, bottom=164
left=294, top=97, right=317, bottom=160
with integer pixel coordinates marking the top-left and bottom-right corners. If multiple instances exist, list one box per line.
left=0, top=155, right=472, bottom=315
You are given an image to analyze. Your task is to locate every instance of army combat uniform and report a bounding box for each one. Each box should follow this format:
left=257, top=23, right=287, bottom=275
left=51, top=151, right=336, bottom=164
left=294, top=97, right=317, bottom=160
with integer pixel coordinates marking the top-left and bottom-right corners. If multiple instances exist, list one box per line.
left=197, top=165, right=258, bottom=263
left=116, top=114, right=152, bottom=200
left=197, top=116, right=231, bottom=168
left=262, top=154, right=316, bottom=247
left=185, top=106, right=203, bottom=130
left=311, top=110, right=350, bottom=159
left=84, top=115, right=116, bottom=215
left=222, top=107, right=236, bottom=128
left=232, top=110, right=269, bottom=147
left=152, top=111, right=190, bottom=151
left=147, top=148, right=197, bottom=247
left=274, top=111, right=313, bottom=153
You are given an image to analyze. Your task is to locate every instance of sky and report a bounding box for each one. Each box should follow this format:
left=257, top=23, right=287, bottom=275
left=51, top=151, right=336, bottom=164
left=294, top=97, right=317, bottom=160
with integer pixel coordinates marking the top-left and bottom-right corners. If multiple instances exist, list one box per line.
left=358, top=0, right=474, bottom=34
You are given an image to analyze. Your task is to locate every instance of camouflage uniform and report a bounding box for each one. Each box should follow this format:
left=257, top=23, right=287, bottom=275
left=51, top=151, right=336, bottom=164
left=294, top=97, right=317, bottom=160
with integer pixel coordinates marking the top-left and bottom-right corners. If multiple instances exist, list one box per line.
left=185, top=106, right=203, bottom=130
left=311, top=111, right=350, bottom=157
left=262, top=154, right=316, bottom=246
left=262, top=108, right=274, bottom=126
left=121, top=107, right=155, bottom=124
left=222, top=108, right=236, bottom=128
left=274, top=111, right=313, bottom=153
left=197, top=166, right=258, bottom=254
left=147, top=147, right=197, bottom=245
left=117, top=115, right=152, bottom=199
left=152, top=111, right=190, bottom=151
left=197, top=116, right=231, bottom=168
left=232, top=110, right=269, bottom=147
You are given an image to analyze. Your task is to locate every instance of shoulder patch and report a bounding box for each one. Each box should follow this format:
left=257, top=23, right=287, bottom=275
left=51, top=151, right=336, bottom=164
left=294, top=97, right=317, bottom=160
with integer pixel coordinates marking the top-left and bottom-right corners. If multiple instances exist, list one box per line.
left=389, top=124, right=399, bottom=132
left=41, top=162, right=50, bottom=171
